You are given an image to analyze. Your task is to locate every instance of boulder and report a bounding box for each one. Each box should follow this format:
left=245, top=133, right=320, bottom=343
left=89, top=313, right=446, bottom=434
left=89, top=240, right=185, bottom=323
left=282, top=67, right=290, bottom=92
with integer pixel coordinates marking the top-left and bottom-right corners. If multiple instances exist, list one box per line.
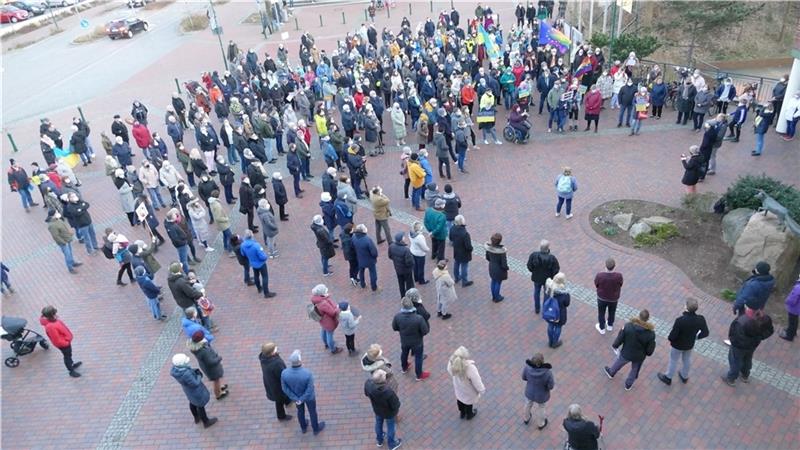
left=722, top=208, right=755, bottom=247
left=629, top=221, right=652, bottom=239
left=613, top=213, right=634, bottom=231
left=642, top=216, right=674, bottom=227
left=730, top=211, right=800, bottom=289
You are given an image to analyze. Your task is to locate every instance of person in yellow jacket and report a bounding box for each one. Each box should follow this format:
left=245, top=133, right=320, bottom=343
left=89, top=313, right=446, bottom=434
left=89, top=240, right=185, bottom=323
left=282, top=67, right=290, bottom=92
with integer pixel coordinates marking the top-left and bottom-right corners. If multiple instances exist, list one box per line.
left=314, top=108, right=329, bottom=140
left=407, top=153, right=426, bottom=211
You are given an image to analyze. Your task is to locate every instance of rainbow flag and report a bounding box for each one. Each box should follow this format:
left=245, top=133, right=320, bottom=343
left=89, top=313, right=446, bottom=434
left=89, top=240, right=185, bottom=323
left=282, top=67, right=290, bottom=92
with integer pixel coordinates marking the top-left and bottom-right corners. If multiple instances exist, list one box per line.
left=538, top=21, right=571, bottom=54
left=574, top=56, right=593, bottom=79
left=477, top=24, right=501, bottom=61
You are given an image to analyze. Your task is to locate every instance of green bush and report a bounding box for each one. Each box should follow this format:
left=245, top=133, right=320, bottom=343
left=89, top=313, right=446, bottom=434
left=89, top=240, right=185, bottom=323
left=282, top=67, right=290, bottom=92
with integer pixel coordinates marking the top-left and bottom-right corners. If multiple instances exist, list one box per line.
left=633, top=223, right=680, bottom=247
left=603, top=226, right=619, bottom=236
left=720, top=289, right=737, bottom=301
left=723, top=174, right=800, bottom=222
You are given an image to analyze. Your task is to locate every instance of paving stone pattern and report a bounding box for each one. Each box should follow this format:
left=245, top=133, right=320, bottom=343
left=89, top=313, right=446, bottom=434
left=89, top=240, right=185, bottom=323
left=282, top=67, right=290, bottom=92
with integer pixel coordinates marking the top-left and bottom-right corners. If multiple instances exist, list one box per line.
left=1, top=2, right=798, bottom=449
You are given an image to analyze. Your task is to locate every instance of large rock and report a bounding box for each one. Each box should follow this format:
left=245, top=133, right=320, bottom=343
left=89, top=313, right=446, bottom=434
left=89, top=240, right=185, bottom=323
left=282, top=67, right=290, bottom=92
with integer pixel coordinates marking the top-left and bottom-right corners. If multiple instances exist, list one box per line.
left=613, top=213, right=634, bottom=231
left=730, top=211, right=800, bottom=289
left=722, top=208, right=755, bottom=247
left=629, top=221, right=652, bottom=239
left=642, top=216, right=674, bottom=227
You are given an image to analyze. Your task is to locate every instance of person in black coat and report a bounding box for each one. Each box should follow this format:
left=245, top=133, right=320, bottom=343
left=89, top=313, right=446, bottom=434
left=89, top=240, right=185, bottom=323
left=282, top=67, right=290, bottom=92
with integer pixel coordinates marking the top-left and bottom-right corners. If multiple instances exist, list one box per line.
left=216, top=157, right=236, bottom=204
left=312, top=215, right=335, bottom=276
left=388, top=233, right=415, bottom=299
left=238, top=177, right=258, bottom=232
left=364, top=369, right=402, bottom=449
left=271, top=173, right=289, bottom=221
left=111, top=115, right=129, bottom=143
left=680, top=145, right=703, bottom=194
left=722, top=309, right=774, bottom=386
left=259, top=342, right=293, bottom=421
left=188, top=330, right=228, bottom=400
left=527, top=240, right=560, bottom=313
left=286, top=146, right=303, bottom=198
left=604, top=310, right=656, bottom=390
left=657, top=298, right=709, bottom=386
left=563, top=404, right=600, bottom=450
left=392, top=295, right=431, bottom=381
left=485, top=233, right=509, bottom=303
left=448, top=215, right=473, bottom=287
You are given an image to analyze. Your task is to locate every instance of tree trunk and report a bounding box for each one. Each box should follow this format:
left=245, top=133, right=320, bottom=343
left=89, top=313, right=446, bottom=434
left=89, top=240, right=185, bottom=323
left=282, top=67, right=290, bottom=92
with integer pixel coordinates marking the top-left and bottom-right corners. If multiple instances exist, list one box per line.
left=687, top=24, right=698, bottom=67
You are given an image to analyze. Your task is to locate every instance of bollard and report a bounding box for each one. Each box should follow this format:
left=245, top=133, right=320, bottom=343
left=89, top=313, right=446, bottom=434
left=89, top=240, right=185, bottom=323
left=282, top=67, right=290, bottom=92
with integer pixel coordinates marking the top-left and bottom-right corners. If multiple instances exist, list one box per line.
left=386, top=3, right=390, bottom=18
left=451, top=0, right=454, bottom=9
left=294, top=17, right=299, bottom=30
left=319, top=15, right=323, bottom=27
left=77, top=106, right=86, bottom=123
left=364, top=9, right=368, bottom=21
left=174, top=78, right=182, bottom=95
left=7, top=133, right=19, bottom=153
left=430, top=0, right=433, bottom=12
left=408, top=2, right=411, bottom=15
left=342, top=11, right=345, bottom=24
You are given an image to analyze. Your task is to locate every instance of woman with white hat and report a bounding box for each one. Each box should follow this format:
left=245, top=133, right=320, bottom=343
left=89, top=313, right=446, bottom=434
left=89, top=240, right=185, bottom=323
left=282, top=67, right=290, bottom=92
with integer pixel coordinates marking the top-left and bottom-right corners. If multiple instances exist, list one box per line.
left=170, top=353, right=218, bottom=428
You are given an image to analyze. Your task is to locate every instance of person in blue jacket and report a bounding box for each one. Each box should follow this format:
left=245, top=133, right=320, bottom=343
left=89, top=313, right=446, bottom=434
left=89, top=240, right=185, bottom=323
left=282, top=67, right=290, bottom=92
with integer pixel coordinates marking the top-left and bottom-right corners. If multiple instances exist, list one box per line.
left=418, top=149, right=434, bottom=185
left=733, top=261, right=775, bottom=315
left=240, top=229, right=276, bottom=298
left=170, top=353, right=217, bottom=428
left=181, top=306, right=214, bottom=342
left=352, top=223, right=380, bottom=292
left=281, top=350, right=326, bottom=435
left=725, top=100, right=748, bottom=143
left=650, top=77, right=667, bottom=119
left=715, top=77, right=737, bottom=114
left=135, top=265, right=166, bottom=320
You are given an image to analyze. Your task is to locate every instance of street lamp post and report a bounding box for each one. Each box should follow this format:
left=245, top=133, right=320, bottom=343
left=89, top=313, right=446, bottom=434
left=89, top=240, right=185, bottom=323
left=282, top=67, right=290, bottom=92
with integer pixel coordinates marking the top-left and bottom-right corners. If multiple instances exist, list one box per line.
left=208, top=0, right=228, bottom=71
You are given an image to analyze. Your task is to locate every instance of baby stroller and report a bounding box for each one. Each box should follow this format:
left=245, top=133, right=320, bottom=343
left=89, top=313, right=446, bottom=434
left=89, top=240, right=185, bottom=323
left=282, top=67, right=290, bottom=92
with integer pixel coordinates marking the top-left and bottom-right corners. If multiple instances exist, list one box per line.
left=1, top=316, right=49, bottom=368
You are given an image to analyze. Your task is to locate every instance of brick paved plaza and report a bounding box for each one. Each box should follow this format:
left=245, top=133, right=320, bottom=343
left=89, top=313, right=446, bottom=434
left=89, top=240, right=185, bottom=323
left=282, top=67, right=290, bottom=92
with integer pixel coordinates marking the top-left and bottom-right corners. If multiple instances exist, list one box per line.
left=2, top=1, right=799, bottom=449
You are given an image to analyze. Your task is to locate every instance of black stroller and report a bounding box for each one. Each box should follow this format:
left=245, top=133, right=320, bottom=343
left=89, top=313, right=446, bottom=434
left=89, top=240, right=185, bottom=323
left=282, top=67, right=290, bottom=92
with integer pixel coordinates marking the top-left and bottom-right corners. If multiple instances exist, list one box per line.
left=1, top=316, right=49, bottom=368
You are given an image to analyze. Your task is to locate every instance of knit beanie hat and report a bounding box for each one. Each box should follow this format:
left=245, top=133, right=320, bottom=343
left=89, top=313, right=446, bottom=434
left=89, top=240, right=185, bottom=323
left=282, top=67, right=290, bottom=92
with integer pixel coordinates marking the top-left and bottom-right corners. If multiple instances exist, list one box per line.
left=289, top=350, right=302, bottom=367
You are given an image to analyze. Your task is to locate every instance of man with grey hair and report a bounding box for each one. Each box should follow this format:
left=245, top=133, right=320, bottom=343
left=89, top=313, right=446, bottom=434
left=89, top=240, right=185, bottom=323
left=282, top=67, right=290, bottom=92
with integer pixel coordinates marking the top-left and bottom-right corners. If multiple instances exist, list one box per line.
left=364, top=369, right=403, bottom=449
left=527, top=239, right=560, bottom=314
left=181, top=306, right=214, bottom=342
left=392, top=295, right=431, bottom=381
left=657, top=298, right=709, bottom=386
left=281, top=350, right=326, bottom=435
left=563, top=404, right=600, bottom=449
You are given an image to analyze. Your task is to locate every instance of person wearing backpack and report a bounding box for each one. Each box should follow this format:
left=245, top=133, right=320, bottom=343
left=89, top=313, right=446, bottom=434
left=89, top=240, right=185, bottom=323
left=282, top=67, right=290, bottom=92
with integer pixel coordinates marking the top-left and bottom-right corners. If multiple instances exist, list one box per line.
left=310, top=284, right=343, bottom=355
left=542, top=273, right=570, bottom=349
left=604, top=309, right=656, bottom=391
left=554, top=167, right=577, bottom=219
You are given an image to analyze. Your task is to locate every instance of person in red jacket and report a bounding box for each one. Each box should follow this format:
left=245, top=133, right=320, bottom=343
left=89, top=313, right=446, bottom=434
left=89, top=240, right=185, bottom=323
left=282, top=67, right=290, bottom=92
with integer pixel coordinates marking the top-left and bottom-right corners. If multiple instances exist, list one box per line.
left=310, top=284, right=343, bottom=354
left=583, top=84, right=603, bottom=132
left=40, top=305, right=82, bottom=377
left=131, top=121, right=153, bottom=152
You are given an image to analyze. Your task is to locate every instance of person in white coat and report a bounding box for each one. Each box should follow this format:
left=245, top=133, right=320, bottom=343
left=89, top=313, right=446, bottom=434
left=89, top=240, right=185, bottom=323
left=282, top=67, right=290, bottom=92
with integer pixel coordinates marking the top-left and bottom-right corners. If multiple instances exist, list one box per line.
left=187, top=198, right=214, bottom=251
left=409, top=221, right=430, bottom=285
left=159, top=161, right=184, bottom=207
left=446, top=346, right=485, bottom=420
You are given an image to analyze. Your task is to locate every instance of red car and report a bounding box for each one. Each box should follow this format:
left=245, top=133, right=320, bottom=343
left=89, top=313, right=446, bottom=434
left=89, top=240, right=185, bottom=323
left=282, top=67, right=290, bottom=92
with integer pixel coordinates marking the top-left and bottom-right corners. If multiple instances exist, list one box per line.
left=0, top=5, right=30, bottom=23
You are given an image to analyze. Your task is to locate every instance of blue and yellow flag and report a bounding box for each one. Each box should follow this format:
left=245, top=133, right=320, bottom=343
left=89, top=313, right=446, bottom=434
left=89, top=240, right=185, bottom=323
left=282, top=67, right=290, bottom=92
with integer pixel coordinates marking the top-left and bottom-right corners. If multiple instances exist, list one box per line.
left=477, top=24, right=500, bottom=61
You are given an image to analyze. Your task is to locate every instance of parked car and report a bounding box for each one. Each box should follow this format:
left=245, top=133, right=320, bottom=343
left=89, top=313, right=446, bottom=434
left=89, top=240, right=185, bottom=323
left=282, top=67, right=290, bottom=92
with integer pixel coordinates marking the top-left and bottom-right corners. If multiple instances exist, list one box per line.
left=105, top=17, right=148, bottom=39
left=43, top=0, right=78, bottom=7
left=0, top=5, right=30, bottom=23
left=7, top=1, right=45, bottom=16
left=127, top=0, right=154, bottom=8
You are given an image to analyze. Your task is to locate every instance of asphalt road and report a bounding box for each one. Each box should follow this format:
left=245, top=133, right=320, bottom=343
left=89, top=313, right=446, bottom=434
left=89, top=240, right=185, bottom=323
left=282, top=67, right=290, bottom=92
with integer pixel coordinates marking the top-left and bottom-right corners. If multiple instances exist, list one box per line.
left=2, top=1, right=207, bottom=125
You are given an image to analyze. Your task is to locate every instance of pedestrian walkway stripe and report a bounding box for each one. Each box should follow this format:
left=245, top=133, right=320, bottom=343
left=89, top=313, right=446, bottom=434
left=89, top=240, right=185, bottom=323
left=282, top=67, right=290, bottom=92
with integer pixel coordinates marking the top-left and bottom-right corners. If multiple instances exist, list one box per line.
left=343, top=182, right=800, bottom=398
left=97, top=194, right=244, bottom=449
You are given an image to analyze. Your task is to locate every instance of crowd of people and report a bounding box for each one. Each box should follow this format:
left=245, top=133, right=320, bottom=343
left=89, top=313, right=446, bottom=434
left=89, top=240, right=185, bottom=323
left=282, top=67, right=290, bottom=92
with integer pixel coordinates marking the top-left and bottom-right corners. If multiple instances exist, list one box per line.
left=4, top=1, right=799, bottom=448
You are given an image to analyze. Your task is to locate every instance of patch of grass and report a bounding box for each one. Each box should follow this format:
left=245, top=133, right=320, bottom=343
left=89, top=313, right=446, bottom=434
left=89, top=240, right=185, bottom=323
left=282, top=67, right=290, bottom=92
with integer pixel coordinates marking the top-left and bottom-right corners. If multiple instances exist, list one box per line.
left=633, top=223, right=680, bottom=247
left=602, top=227, right=619, bottom=237
left=144, top=0, right=175, bottom=11
left=180, top=12, right=209, bottom=32
left=682, top=192, right=719, bottom=215
left=243, top=12, right=260, bottom=24
left=720, top=289, right=737, bottom=301
left=72, top=25, right=108, bottom=44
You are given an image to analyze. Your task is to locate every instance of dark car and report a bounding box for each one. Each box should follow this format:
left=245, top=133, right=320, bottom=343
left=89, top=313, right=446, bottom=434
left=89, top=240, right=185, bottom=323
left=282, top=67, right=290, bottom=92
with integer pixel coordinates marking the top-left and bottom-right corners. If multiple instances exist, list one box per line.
left=8, top=1, right=45, bottom=15
left=0, top=5, right=29, bottom=23
left=105, top=17, right=149, bottom=39
left=127, top=0, right=154, bottom=8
